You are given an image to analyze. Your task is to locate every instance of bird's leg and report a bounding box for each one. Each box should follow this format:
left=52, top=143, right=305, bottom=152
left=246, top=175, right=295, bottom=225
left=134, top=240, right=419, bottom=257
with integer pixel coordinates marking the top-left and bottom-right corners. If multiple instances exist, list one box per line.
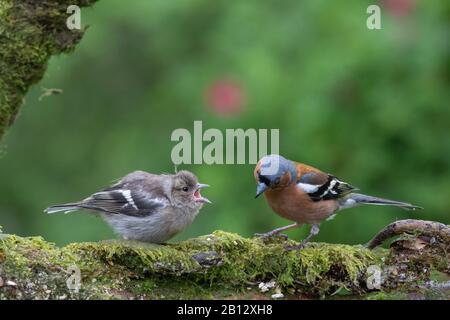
left=286, top=224, right=320, bottom=251
left=255, top=223, right=300, bottom=240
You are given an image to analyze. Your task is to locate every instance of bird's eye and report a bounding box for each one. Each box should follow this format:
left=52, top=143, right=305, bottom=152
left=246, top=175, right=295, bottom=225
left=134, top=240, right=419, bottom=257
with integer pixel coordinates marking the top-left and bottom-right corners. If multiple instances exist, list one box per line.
left=259, top=174, right=271, bottom=186
left=275, top=178, right=280, bottom=184
left=182, top=187, right=189, bottom=192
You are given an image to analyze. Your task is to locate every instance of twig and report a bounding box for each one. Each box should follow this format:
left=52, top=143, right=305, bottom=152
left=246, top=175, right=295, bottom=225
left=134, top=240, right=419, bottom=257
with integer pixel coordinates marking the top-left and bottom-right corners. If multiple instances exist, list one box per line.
left=366, top=219, right=450, bottom=250
left=419, top=280, right=450, bottom=291
left=39, top=87, right=63, bottom=101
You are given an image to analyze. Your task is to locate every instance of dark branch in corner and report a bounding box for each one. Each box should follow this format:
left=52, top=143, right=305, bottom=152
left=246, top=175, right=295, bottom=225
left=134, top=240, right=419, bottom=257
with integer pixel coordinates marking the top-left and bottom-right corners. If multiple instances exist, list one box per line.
left=366, top=219, right=450, bottom=249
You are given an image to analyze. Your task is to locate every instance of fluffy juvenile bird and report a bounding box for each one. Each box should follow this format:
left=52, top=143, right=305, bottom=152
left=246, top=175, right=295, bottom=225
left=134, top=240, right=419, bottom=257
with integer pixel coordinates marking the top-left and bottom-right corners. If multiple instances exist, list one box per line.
left=254, top=155, right=422, bottom=248
left=45, top=170, right=211, bottom=243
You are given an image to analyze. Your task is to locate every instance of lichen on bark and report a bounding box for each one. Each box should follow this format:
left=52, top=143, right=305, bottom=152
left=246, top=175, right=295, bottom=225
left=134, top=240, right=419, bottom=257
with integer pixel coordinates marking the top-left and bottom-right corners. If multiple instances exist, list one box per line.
left=0, top=0, right=98, bottom=139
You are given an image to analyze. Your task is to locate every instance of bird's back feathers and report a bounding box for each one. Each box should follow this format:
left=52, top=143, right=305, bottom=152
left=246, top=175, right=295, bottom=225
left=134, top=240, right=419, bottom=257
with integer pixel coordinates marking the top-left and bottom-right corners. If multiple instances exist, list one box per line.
left=294, top=164, right=358, bottom=202
left=45, top=171, right=170, bottom=217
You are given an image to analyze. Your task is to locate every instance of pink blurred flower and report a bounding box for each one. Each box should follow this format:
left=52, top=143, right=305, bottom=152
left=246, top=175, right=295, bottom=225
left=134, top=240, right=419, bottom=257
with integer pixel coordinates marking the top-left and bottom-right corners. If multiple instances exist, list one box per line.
left=205, top=79, right=246, bottom=117
left=381, top=0, right=415, bottom=17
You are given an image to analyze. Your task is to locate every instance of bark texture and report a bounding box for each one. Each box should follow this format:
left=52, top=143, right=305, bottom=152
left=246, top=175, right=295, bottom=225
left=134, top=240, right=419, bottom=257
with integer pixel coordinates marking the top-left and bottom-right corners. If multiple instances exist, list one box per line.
left=0, top=221, right=449, bottom=300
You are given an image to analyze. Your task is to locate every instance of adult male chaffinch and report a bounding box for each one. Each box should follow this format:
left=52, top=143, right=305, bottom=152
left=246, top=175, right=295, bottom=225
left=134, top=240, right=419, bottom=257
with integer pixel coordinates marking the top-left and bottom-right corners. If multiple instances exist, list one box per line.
left=254, top=154, right=421, bottom=249
left=45, top=170, right=211, bottom=243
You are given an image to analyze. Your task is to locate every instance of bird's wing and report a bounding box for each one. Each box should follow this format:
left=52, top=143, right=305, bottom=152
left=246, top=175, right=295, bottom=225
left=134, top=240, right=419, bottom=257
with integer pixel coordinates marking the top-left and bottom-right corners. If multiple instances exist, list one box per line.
left=79, top=189, right=167, bottom=216
left=296, top=171, right=358, bottom=202
left=79, top=173, right=169, bottom=216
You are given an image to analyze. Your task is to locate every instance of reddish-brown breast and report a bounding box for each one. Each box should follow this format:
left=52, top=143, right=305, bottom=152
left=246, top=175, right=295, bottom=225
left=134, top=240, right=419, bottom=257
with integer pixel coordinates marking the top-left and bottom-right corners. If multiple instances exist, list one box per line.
left=263, top=180, right=338, bottom=225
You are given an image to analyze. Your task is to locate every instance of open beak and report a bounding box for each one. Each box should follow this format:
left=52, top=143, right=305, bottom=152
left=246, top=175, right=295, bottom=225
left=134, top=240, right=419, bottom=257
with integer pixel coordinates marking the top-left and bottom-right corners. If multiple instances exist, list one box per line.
left=194, top=183, right=211, bottom=204
left=255, top=182, right=268, bottom=198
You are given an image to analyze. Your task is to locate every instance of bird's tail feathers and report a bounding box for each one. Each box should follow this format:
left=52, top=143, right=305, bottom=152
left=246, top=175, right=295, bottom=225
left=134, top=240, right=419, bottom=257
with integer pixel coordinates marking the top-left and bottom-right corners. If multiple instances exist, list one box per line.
left=44, top=203, right=80, bottom=214
left=341, top=193, right=423, bottom=211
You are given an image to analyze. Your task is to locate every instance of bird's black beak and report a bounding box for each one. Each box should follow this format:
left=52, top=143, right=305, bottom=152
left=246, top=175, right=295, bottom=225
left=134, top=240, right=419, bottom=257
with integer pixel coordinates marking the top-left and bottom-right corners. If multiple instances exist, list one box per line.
left=255, top=182, right=268, bottom=198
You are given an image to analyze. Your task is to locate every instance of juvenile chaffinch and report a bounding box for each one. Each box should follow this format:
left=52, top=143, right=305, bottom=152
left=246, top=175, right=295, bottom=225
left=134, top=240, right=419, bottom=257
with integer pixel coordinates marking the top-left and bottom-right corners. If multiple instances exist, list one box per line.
left=45, top=170, right=211, bottom=243
left=254, top=154, right=422, bottom=248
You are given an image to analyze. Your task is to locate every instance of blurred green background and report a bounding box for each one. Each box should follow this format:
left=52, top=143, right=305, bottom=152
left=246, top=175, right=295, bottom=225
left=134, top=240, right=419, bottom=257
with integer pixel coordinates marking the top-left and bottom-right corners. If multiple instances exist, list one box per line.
left=0, top=0, right=449, bottom=246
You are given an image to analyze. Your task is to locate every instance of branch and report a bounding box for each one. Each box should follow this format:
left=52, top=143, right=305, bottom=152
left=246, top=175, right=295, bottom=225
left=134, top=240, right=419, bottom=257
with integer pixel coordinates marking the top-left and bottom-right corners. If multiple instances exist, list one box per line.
left=0, top=0, right=98, bottom=140
left=366, top=219, right=450, bottom=250
left=1, top=221, right=449, bottom=300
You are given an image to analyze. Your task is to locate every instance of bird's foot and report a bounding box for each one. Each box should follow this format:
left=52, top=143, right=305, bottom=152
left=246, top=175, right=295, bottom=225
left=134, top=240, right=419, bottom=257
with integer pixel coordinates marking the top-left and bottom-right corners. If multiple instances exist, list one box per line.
left=255, top=232, right=289, bottom=243
left=285, top=224, right=319, bottom=251
left=284, top=240, right=311, bottom=251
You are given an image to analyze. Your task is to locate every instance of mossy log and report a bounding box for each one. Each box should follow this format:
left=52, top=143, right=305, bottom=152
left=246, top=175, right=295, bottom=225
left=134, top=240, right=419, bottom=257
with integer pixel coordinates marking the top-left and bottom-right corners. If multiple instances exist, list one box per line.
left=0, top=221, right=449, bottom=300
left=0, top=0, right=98, bottom=140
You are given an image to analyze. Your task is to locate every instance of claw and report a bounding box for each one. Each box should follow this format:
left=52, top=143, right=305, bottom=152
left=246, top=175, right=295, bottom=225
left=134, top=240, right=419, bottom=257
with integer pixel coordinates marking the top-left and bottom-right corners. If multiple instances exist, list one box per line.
left=284, top=240, right=310, bottom=251
left=254, top=223, right=299, bottom=243
left=254, top=232, right=289, bottom=242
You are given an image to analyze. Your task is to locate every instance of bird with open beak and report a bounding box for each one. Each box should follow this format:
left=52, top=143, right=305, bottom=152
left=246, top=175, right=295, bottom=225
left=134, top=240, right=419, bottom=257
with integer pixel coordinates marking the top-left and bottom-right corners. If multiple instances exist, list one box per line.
left=254, top=154, right=421, bottom=249
left=45, top=170, right=211, bottom=243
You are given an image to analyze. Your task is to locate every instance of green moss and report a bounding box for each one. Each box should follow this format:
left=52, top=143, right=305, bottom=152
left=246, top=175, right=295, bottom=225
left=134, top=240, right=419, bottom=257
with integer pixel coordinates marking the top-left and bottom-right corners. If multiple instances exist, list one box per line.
left=0, top=231, right=390, bottom=299
left=1, top=230, right=448, bottom=299
left=0, top=0, right=98, bottom=140
left=365, top=291, right=408, bottom=300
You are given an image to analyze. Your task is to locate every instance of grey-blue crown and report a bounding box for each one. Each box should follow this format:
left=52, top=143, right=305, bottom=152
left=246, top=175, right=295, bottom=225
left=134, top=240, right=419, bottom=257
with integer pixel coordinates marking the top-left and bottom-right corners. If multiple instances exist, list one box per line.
left=259, top=154, right=296, bottom=185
